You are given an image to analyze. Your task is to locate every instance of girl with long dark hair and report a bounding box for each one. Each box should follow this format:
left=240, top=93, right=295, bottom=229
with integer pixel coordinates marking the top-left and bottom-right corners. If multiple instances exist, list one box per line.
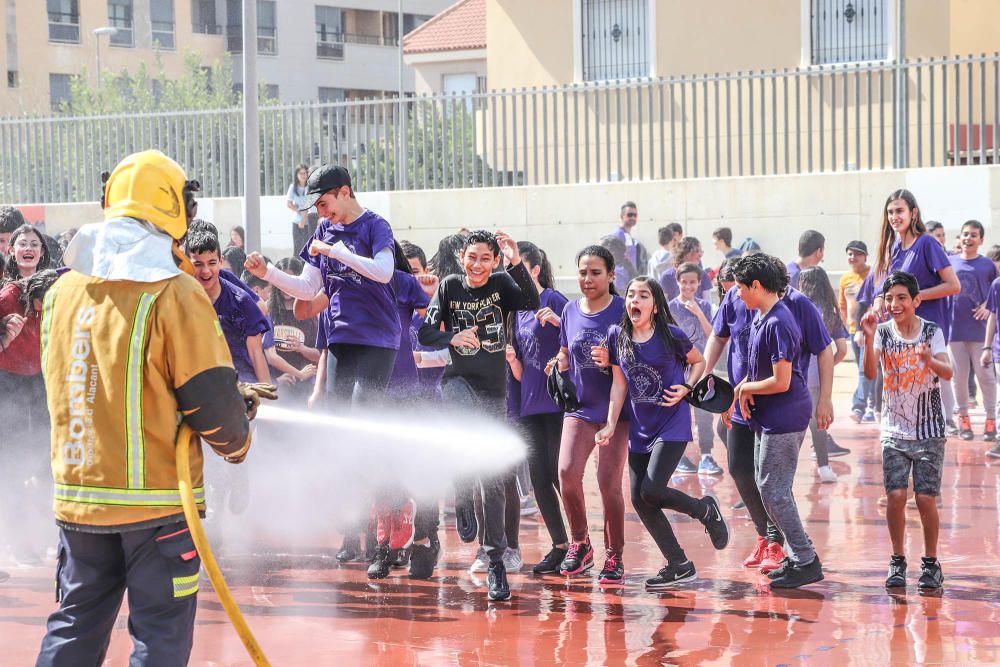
left=2, top=224, right=50, bottom=283
left=504, top=241, right=570, bottom=574
left=596, top=276, right=728, bottom=590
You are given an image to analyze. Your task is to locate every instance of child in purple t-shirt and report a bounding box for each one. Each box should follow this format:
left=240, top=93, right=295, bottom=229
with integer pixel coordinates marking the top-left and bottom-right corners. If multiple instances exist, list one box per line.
left=982, top=245, right=1000, bottom=458
left=732, top=253, right=823, bottom=590
left=596, top=276, right=729, bottom=591
left=187, top=231, right=270, bottom=384
left=948, top=220, right=997, bottom=440
left=503, top=242, right=571, bottom=577
left=552, top=245, right=629, bottom=582
left=667, top=262, right=724, bottom=476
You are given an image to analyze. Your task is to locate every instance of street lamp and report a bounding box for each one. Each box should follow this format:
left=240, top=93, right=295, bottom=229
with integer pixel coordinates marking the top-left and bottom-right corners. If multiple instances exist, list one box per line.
left=93, top=26, right=119, bottom=87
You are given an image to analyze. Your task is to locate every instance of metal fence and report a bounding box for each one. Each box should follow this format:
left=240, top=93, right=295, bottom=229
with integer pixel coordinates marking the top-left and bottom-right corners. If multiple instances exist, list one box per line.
left=3, top=53, right=1000, bottom=205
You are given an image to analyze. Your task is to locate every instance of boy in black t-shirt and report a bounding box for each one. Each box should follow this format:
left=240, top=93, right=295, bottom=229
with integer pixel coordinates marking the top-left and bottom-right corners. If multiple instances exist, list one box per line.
left=419, top=230, right=539, bottom=601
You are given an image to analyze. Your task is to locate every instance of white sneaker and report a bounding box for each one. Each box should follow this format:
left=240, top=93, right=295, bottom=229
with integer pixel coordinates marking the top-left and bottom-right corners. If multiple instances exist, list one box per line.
left=817, top=465, right=837, bottom=484
left=502, top=547, right=523, bottom=572
left=469, top=546, right=489, bottom=573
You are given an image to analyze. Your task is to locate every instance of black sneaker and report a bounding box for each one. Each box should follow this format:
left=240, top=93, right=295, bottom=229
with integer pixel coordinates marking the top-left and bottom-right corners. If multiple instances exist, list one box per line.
left=487, top=561, right=511, bottom=601
left=645, top=561, right=697, bottom=590
left=455, top=504, right=478, bottom=543
left=918, top=557, right=944, bottom=590
left=559, top=541, right=594, bottom=575
left=826, top=442, right=852, bottom=458
left=532, top=547, right=568, bottom=574
left=988, top=444, right=1000, bottom=458
left=337, top=537, right=360, bottom=563
left=674, top=456, right=698, bottom=475
left=367, top=545, right=391, bottom=580
left=408, top=534, right=441, bottom=580
left=885, top=555, right=907, bottom=588
left=765, top=556, right=794, bottom=580
left=598, top=553, right=624, bottom=584
left=700, top=496, right=730, bottom=550
left=770, top=556, right=824, bottom=589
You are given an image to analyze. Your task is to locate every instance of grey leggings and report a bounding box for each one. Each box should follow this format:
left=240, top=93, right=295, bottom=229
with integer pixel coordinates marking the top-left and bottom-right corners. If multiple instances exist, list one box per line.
left=950, top=341, right=996, bottom=419
left=755, top=430, right=816, bottom=566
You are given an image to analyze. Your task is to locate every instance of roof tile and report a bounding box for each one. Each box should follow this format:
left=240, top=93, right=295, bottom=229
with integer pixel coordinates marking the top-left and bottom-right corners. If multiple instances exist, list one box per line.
left=403, top=0, right=486, bottom=54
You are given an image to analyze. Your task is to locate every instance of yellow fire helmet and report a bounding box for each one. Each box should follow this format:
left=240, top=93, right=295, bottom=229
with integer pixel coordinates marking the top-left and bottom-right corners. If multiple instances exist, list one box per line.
left=103, top=149, right=199, bottom=240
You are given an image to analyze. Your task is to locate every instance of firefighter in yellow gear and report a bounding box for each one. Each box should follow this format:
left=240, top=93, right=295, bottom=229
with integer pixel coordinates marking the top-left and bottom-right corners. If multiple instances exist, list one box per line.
left=35, top=150, right=275, bottom=667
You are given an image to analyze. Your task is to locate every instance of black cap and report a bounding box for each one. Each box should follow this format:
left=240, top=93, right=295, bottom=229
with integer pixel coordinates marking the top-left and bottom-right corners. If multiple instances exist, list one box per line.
left=299, top=164, right=352, bottom=211
left=683, top=374, right=735, bottom=414
left=845, top=240, right=868, bottom=255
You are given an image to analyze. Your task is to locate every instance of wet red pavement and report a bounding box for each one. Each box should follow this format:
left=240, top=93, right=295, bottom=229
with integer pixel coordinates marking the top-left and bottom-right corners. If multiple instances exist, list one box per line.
left=5, top=371, right=1000, bottom=665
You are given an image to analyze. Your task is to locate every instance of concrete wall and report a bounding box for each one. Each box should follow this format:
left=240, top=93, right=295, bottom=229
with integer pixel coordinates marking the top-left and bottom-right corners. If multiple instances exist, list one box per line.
left=30, top=165, right=1000, bottom=294
left=410, top=56, right=487, bottom=97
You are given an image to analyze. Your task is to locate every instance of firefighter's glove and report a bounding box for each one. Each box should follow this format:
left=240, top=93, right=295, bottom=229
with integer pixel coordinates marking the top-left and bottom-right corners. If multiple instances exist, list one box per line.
left=237, top=382, right=278, bottom=421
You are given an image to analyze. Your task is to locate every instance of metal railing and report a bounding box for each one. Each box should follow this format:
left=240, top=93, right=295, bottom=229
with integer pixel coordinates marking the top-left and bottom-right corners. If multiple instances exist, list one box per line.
left=3, top=53, right=1000, bottom=204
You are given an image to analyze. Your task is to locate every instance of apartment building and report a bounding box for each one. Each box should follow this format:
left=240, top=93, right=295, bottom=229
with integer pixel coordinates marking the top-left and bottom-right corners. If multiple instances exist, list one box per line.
left=1, top=0, right=451, bottom=115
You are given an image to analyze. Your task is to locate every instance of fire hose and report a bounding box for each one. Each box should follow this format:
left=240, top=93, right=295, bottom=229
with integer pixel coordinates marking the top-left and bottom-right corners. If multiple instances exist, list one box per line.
left=175, top=423, right=271, bottom=667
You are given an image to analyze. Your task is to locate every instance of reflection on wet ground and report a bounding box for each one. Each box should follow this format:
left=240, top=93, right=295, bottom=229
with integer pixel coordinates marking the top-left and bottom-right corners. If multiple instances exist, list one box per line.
left=4, top=399, right=1000, bottom=665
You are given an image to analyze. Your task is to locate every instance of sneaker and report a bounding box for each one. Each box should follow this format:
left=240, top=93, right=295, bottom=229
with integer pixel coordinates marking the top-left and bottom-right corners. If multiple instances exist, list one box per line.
left=520, top=495, right=540, bottom=517
left=698, top=455, right=724, bottom=476
left=946, top=419, right=959, bottom=436
left=743, top=536, right=768, bottom=568
left=645, top=561, right=697, bottom=590
left=487, top=561, right=511, bottom=601
left=367, top=545, right=391, bottom=580
left=392, top=547, right=411, bottom=568
left=765, top=556, right=793, bottom=580
left=759, top=542, right=787, bottom=574
left=700, top=496, right=729, bottom=550
left=826, top=442, right=852, bottom=458
left=861, top=410, right=877, bottom=423
left=674, top=456, right=698, bottom=475
left=985, top=419, right=997, bottom=442
left=917, top=556, right=944, bottom=590
left=469, top=546, right=490, bottom=573
left=817, top=465, right=837, bottom=484
left=532, top=547, right=568, bottom=575
left=408, top=534, right=441, bottom=579
left=336, top=537, right=360, bottom=563
left=598, top=553, right=625, bottom=584
left=502, top=547, right=523, bottom=572
left=958, top=415, right=974, bottom=441
left=769, top=556, right=824, bottom=589
left=988, top=444, right=1000, bottom=458
left=885, top=555, right=907, bottom=588
left=455, top=504, right=478, bottom=543
left=732, top=500, right=746, bottom=510
left=389, top=499, right=416, bottom=551
left=559, top=541, right=595, bottom=575
left=850, top=408, right=863, bottom=424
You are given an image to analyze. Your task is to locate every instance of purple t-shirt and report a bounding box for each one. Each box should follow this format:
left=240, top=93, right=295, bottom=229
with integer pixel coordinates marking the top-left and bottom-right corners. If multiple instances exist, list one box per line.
left=388, top=270, right=431, bottom=393
left=559, top=295, right=628, bottom=424
left=668, top=296, right=711, bottom=353
left=949, top=254, right=997, bottom=343
left=213, top=278, right=271, bottom=382
left=409, top=311, right=445, bottom=391
left=712, top=286, right=755, bottom=425
left=746, top=301, right=813, bottom=434
left=659, top=267, right=713, bottom=302
left=301, top=210, right=400, bottom=350
left=986, top=277, right=1000, bottom=359
left=807, top=316, right=849, bottom=387
left=611, top=226, right=638, bottom=266
left=608, top=324, right=693, bottom=452
left=783, top=287, right=834, bottom=379
left=891, top=234, right=953, bottom=342
left=786, top=261, right=801, bottom=290
left=513, top=288, right=568, bottom=417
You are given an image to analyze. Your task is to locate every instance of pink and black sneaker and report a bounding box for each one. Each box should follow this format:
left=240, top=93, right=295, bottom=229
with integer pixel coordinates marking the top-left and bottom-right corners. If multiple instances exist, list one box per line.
left=559, top=540, right=594, bottom=576
left=598, top=553, right=624, bottom=584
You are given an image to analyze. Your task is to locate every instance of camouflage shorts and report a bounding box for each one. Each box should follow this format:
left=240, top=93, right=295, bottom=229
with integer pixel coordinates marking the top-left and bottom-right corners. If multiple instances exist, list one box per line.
left=881, top=437, right=945, bottom=496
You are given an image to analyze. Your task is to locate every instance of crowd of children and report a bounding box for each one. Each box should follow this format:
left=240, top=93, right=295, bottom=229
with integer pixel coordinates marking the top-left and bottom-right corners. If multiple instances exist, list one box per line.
left=3, top=168, right=994, bottom=601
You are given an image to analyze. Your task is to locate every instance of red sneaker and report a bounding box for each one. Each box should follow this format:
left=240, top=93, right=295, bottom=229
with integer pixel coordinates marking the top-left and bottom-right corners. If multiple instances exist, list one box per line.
left=389, top=499, right=416, bottom=551
left=759, top=542, right=786, bottom=573
left=743, top=536, right=768, bottom=568
left=985, top=418, right=997, bottom=442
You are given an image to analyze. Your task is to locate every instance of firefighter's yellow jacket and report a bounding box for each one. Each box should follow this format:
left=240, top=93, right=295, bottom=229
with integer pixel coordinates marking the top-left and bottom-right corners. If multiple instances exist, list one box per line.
left=42, top=218, right=250, bottom=530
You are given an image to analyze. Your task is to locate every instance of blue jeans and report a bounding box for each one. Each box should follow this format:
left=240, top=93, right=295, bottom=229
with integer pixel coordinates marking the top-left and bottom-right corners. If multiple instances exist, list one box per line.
left=851, top=338, right=876, bottom=413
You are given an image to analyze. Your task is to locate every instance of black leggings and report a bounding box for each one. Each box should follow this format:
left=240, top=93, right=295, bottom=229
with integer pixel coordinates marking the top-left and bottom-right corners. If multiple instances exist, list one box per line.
left=324, top=343, right=397, bottom=407
left=519, top=412, right=568, bottom=547
left=726, top=421, right=783, bottom=545
left=628, top=442, right=707, bottom=565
